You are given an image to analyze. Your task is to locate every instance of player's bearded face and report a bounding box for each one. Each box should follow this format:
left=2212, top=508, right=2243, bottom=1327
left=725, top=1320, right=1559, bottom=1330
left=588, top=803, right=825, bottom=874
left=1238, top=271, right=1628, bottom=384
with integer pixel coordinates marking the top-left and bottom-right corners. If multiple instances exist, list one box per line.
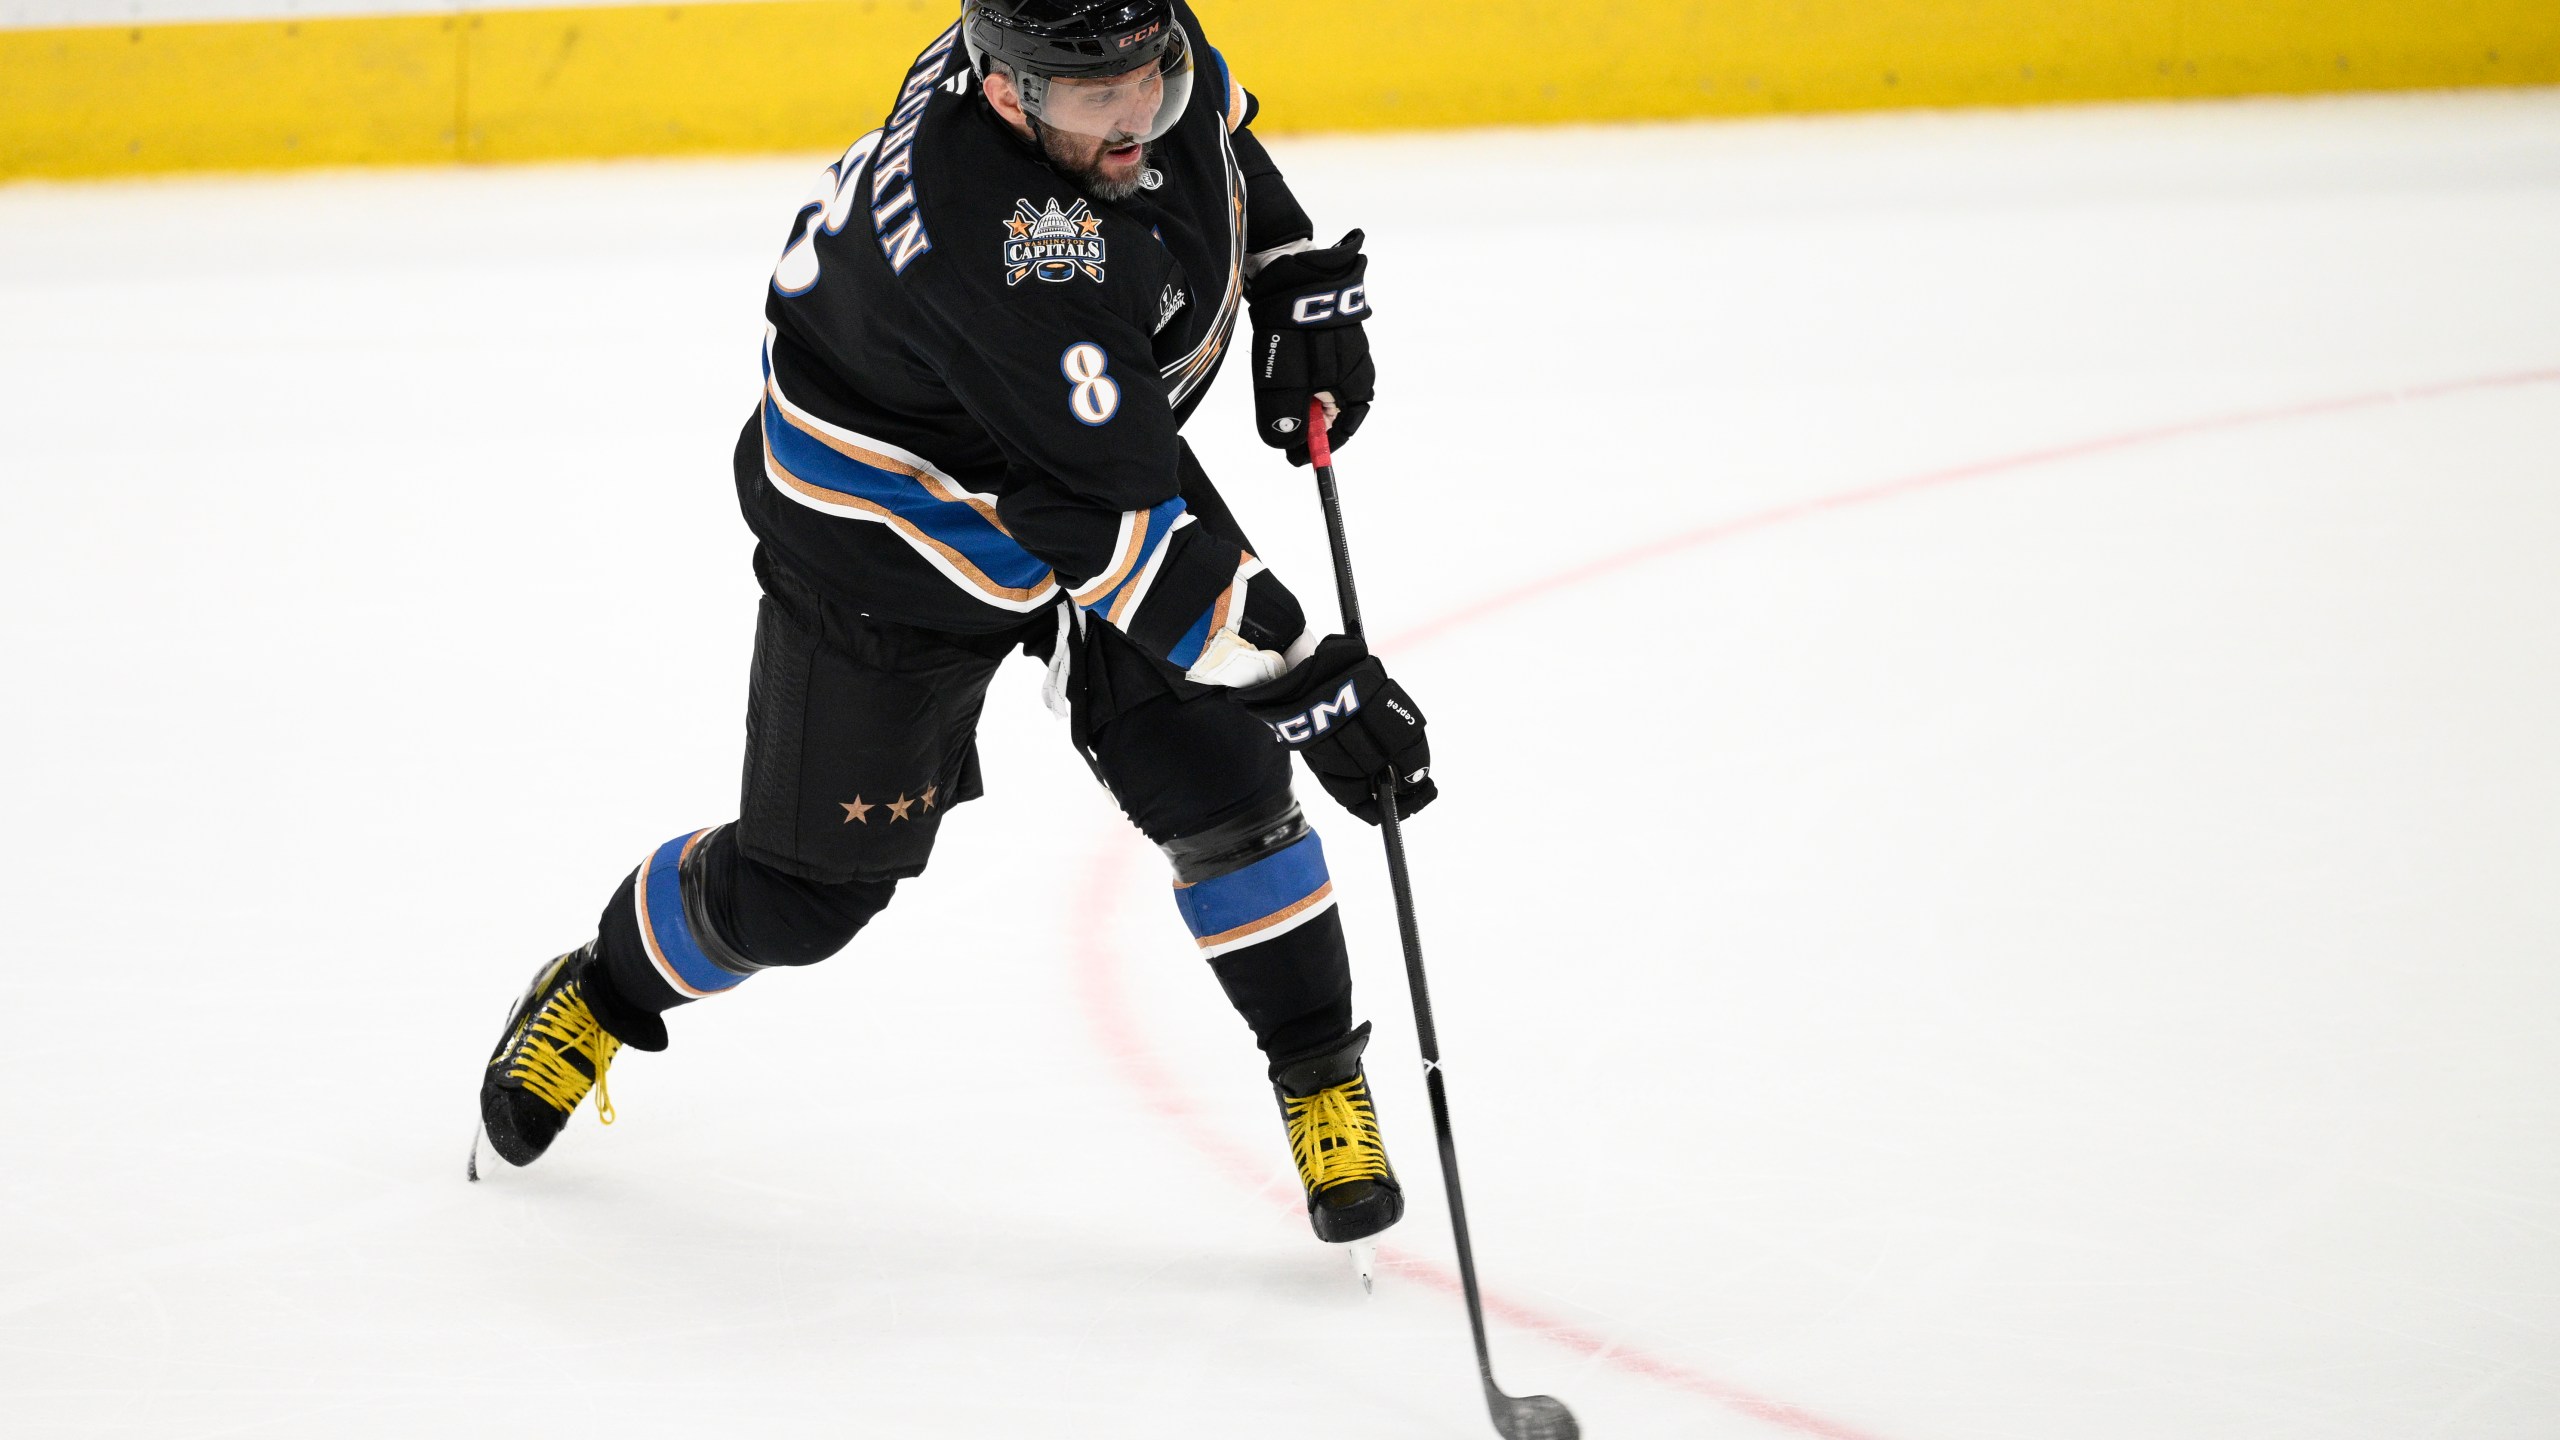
left=1038, top=126, right=1150, bottom=201
left=1030, top=64, right=1164, bottom=201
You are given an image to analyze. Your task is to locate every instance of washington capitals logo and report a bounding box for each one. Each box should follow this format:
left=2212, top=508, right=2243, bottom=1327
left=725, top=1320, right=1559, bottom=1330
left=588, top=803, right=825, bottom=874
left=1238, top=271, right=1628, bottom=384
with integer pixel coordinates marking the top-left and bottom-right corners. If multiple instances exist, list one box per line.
left=1004, top=198, right=1107, bottom=286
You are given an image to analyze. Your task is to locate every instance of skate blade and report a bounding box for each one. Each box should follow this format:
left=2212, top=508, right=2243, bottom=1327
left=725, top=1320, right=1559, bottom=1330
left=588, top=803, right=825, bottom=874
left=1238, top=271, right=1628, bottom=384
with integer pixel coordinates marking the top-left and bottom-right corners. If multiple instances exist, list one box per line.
left=1341, top=1238, right=1378, bottom=1295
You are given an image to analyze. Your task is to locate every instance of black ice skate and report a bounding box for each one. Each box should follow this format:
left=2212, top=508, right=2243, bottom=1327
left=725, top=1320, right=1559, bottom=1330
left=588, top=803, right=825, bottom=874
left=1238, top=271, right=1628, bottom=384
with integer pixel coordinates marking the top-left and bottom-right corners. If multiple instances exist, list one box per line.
left=1273, top=1022, right=1404, bottom=1262
left=469, top=943, right=661, bottom=1180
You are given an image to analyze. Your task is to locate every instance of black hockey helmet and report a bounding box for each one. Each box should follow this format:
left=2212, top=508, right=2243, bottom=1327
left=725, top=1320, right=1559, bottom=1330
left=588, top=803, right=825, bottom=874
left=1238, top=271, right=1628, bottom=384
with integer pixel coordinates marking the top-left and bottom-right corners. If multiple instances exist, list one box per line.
left=961, top=0, right=1196, bottom=143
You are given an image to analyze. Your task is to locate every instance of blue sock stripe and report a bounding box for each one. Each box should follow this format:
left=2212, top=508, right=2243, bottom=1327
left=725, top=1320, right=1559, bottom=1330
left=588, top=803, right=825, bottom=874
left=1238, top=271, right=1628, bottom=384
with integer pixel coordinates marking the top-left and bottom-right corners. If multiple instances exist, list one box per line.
left=635, top=829, right=745, bottom=998
left=1173, top=831, right=1333, bottom=951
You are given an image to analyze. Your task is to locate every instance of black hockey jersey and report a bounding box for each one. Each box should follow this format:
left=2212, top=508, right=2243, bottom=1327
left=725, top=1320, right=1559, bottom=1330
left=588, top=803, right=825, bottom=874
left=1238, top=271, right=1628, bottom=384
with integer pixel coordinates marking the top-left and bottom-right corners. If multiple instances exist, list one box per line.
left=736, top=3, right=1317, bottom=672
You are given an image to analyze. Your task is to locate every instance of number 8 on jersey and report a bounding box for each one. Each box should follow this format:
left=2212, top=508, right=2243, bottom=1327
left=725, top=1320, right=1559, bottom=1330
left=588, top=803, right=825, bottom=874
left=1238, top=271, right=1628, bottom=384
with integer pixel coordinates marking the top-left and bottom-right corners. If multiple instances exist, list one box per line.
left=1060, top=342, right=1120, bottom=426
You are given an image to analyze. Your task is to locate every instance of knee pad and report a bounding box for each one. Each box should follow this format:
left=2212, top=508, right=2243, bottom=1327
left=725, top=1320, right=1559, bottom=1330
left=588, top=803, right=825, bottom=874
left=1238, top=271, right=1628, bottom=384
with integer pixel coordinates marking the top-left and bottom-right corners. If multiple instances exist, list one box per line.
left=1159, top=790, right=1310, bottom=885
left=1163, top=792, right=1335, bottom=962
left=598, top=824, right=899, bottom=1016
left=701, top=825, right=898, bottom=968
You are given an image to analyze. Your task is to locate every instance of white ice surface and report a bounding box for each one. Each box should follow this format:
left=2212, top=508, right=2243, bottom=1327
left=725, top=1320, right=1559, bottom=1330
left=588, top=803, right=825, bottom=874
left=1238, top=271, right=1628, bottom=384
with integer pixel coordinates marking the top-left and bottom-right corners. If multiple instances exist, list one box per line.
left=3, top=90, right=2558, bottom=1439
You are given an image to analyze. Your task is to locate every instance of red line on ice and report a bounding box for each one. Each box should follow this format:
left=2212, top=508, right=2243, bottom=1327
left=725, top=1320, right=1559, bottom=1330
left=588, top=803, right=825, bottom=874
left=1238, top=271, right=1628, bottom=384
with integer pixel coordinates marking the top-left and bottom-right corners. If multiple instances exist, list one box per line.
left=1067, top=364, right=2560, bottom=1438
left=1389, top=366, right=2560, bottom=654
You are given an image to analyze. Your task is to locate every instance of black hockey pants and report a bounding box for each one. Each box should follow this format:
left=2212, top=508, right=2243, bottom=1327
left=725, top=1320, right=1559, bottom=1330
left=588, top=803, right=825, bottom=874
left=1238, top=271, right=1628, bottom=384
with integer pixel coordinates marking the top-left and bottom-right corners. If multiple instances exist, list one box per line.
left=587, top=546, right=1354, bottom=1064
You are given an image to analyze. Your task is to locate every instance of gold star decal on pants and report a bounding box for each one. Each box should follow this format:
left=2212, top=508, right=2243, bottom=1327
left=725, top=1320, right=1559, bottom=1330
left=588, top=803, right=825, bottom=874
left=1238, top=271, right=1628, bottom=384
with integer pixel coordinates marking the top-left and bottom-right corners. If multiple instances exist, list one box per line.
left=921, top=784, right=939, bottom=812
left=887, top=793, right=916, bottom=822
left=840, top=797, right=873, bottom=824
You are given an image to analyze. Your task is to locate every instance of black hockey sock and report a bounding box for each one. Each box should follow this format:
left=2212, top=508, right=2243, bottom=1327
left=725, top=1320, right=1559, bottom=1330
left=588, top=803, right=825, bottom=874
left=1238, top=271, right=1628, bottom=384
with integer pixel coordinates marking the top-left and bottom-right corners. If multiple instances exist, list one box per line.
left=1219, top=947, right=1354, bottom=1068
left=593, top=864, right=700, bottom=1022
left=1171, top=824, right=1355, bottom=1062
left=575, top=939, right=669, bottom=1053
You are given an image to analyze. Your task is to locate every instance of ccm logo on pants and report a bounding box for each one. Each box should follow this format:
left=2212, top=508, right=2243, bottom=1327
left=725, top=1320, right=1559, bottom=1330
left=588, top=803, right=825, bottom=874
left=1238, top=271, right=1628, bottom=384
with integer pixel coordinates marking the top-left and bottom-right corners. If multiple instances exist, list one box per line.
left=1266, top=681, right=1361, bottom=744
left=1290, top=286, right=1368, bottom=325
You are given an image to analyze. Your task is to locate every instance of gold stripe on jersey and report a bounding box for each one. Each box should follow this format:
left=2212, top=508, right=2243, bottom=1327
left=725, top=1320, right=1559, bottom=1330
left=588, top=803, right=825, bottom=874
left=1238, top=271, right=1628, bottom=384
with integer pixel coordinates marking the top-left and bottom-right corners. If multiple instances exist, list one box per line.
left=759, top=412, right=1060, bottom=608
left=1069, top=507, right=1160, bottom=609
left=770, top=393, right=1015, bottom=535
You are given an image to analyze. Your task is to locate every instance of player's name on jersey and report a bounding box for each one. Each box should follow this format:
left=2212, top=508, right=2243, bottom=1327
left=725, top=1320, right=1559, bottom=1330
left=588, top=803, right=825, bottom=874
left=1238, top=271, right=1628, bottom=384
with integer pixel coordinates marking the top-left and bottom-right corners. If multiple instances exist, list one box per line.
left=868, top=23, right=964, bottom=275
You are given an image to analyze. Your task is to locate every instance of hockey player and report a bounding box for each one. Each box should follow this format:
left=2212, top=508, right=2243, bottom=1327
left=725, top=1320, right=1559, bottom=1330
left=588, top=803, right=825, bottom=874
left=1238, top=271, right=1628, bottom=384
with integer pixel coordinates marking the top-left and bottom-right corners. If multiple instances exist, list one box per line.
left=472, top=0, right=1434, bottom=1251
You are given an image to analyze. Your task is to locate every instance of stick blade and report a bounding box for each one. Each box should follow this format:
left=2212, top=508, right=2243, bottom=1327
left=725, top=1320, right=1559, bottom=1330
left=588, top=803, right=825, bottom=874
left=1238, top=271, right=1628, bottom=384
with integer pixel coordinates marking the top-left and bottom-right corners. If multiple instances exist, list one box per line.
left=1489, top=1388, right=1579, bottom=1440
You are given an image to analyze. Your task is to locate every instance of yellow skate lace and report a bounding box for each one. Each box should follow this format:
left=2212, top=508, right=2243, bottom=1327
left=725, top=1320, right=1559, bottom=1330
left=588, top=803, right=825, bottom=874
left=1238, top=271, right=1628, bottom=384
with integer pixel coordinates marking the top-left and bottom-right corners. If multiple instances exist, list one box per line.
left=506, top=981, right=622, bottom=1124
left=1284, top=1075, right=1389, bottom=1193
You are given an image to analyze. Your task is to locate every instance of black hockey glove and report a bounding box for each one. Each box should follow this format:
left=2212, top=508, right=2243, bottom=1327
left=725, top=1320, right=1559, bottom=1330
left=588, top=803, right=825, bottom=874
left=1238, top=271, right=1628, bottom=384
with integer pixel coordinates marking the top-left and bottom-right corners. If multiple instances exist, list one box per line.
left=1246, top=230, right=1376, bottom=467
left=1240, top=635, right=1435, bottom=825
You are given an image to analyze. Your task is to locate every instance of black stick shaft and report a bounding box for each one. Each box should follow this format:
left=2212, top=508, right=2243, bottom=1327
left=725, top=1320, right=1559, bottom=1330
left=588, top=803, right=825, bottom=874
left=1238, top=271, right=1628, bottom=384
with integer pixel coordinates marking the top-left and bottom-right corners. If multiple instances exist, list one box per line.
left=1308, top=425, right=1506, bottom=1397
left=1313, top=457, right=1365, bottom=642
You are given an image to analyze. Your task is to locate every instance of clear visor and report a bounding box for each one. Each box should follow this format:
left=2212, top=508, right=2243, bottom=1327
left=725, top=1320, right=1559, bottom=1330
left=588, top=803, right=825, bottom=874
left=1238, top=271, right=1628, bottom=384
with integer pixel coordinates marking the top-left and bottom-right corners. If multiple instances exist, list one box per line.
left=1020, top=26, right=1194, bottom=145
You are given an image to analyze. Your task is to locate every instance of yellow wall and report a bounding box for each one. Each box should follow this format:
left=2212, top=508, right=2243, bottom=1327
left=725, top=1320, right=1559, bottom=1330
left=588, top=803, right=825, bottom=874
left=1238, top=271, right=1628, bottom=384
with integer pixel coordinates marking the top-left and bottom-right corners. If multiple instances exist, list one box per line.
left=1225, top=0, right=2558, bottom=128
left=4, top=0, right=2557, bottom=181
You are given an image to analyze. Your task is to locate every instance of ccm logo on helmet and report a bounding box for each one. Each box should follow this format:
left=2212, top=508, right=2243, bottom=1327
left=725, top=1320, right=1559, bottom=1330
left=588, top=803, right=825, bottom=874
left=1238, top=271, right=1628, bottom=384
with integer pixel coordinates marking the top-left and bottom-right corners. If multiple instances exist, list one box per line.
left=1290, top=285, right=1368, bottom=325
left=1118, top=20, right=1161, bottom=46
left=1265, top=680, right=1361, bottom=744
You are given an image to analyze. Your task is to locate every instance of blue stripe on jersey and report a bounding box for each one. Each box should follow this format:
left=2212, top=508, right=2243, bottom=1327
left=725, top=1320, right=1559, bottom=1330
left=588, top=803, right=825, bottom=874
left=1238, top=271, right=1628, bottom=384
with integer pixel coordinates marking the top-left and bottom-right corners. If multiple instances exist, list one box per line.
left=1208, top=44, right=1233, bottom=125
left=1081, top=496, right=1188, bottom=619
left=1173, top=831, right=1330, bottom=942
left=759, top=397, right=1055, bottom=599
left=1165, top=601, right=1216, bottom=670
left=642, top=832, right=745, bottom=995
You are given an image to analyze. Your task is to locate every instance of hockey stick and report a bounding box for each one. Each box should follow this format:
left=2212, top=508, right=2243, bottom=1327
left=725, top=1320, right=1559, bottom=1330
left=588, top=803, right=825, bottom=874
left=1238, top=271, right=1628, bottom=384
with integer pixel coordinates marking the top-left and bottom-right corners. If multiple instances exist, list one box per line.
left=1304, top=401, right=1580, bottom=1440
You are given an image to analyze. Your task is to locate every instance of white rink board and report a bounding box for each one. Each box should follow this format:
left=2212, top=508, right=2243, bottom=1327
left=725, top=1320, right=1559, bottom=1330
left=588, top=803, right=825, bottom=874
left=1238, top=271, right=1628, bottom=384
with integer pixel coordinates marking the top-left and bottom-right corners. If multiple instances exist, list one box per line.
left=3, top=92, right=2559, bottom=1439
